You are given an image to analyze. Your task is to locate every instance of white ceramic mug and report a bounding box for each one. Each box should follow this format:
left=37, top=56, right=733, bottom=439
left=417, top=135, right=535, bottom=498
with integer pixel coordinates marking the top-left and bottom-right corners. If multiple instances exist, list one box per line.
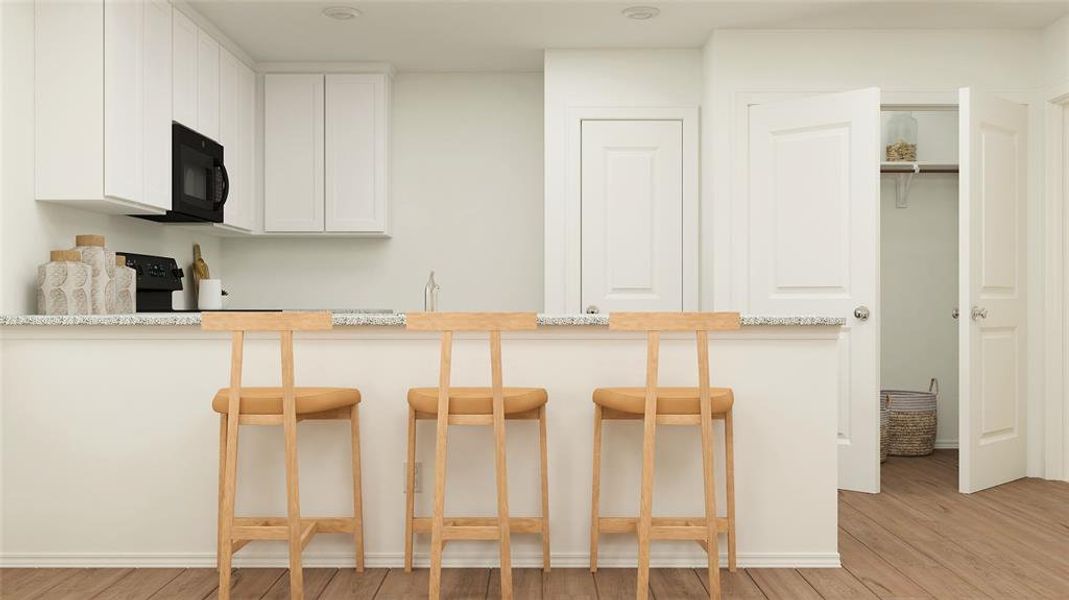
left=198, top=279, right=223, bottom=311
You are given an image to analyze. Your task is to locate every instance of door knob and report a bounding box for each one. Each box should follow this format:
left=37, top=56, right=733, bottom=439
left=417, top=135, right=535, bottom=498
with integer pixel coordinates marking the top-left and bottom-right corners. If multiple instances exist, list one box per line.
left=971, top=306, right=988, bottom=321
left=585, top=305, right=600, bottom=315
left=853, top=305, right=870, bottom=321
left=952, top=307, right=960, bottom=320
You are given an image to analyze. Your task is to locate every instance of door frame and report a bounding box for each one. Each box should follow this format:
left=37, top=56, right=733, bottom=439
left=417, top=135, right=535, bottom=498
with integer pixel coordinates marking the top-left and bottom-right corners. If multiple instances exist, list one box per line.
left=1044, top=83, right=1069, bottom=482
left=547, top=106, right=699, bottom=314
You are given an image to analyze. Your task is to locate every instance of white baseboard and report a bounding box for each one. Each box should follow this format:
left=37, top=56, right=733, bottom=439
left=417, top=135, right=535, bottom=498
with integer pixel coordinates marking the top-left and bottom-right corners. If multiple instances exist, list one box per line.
left=0, top=551, right=841, bottom=569
left=934, top=439, right=959, bottom=449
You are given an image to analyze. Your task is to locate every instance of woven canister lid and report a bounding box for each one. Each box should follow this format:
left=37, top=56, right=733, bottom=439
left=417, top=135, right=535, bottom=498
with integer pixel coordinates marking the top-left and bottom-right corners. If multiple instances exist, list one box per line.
left=50, top=250, right=82, bottom=262
left=115, top=255, right=127, bottom=266
left=75, top=234, right=106, bottom=247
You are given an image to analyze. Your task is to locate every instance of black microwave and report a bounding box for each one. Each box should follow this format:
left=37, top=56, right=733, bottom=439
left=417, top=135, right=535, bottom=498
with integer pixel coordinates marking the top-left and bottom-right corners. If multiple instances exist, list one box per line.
left=141, top=123, right=228, bottom=223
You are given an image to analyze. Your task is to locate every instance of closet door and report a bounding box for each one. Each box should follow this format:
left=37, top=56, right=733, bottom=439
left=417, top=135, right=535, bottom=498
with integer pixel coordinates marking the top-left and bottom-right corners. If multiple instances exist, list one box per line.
left=749, top=88, right=881, bottom=493
left=958, top=88, right=1028, bottom=494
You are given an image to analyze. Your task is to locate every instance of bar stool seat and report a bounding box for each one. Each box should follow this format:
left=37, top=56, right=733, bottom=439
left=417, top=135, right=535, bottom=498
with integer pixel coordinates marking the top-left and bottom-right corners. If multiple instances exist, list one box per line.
left=211, top=387, right=360, bottom=415
left=408, top=386, right=547, bottom=415
left=593, top=387, right=733, bottom=415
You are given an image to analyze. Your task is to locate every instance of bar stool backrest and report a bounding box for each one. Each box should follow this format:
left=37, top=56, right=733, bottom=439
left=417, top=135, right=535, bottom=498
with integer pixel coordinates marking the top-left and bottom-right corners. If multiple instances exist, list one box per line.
left=201, top=311, right=334, bottom=419
left=608, top=312, right=741, bottom=418
left=405, top=312, right=539, bottom=417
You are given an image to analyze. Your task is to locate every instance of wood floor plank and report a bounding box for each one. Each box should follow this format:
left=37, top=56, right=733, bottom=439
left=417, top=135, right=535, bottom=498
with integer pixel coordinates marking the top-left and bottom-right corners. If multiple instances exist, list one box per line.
left=228, top=568, right=286, bottom=599
left=375, top=568, right=490, bottom=600
left=695, top=569, right=767, bottom=599
left=837, top=531, right=931, bottom=599
left=541, top=568, right=597, bottom=599
left=146, top=568, right=218, bottom=599
left=797, top=567, right=880, bottom=599
left=593, top=569, right=640, bottom=599
left=0, top=568, right=82, bottom=600
left=317, top=568, right=388, bottom=600
left=649, top=568, right=707, bottom=599
left=261, top=568, right=337, bottom=600
left=747, top=569, right=821, bottom=600
left=28, top=569, right=133, bottom=600
left=91, top=568, right=184, bottom=600
left=839, top=502, right=991, bottom=599
left=486, top=568, right=542, bottom=599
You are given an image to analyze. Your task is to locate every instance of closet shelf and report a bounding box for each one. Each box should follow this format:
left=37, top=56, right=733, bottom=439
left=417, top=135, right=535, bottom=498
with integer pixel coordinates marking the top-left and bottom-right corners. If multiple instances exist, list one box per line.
left=880, top=162, right=959, bottom=174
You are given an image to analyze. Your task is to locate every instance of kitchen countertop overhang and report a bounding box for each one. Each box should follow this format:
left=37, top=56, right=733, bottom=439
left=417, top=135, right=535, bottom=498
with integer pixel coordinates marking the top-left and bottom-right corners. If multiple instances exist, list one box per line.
left=0, top=313, right=846, bottom=327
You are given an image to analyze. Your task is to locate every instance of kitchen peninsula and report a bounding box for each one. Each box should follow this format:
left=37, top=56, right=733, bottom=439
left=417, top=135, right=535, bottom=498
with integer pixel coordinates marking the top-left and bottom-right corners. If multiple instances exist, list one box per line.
left=0, top=313, right=842, bottom=569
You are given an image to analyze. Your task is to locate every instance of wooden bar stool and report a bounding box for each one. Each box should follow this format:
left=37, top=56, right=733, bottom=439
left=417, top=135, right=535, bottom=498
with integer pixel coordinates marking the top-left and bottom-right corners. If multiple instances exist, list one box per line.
left=589, top=312, right=741, bottom=600
left=404, top=312, right=550, bottom=600
left=204, top=312, right=365, bottom=600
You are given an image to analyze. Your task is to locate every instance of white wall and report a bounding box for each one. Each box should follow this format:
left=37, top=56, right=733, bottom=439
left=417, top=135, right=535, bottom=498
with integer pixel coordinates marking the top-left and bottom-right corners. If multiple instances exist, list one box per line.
left=221, top=72, right=544, bottom=312
left=1044, top=16, right=1069, bottom=87
left=543, top=49, right=703, bottom=312
left=0, top=1, right=222, bottom=314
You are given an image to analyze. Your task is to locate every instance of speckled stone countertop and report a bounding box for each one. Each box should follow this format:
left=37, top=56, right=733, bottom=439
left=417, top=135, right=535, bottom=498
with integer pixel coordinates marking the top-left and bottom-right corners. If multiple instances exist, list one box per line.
left=0, top=313, right=845, bottom=327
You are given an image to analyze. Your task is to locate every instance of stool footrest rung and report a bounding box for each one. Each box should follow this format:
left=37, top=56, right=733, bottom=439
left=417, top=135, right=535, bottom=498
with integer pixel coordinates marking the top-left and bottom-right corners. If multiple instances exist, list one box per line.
left=412, top=516, right=545, bottom=535
left=229, top=516, right=355, bottom=547
left=598, top=516, right=729, bottom=536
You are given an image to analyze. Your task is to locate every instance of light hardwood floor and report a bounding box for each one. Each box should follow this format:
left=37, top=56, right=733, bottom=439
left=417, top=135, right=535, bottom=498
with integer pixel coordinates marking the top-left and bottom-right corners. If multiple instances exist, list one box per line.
left=3, top=451, right=1068, bottom=599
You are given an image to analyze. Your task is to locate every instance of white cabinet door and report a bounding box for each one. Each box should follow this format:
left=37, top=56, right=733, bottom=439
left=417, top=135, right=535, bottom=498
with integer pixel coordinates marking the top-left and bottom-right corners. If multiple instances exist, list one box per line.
left=103, top=0, right=143, bottom=204
left=196, top=29, right=220, bottom=140
left=264, top=74, right=325, bottom=232
left=219, top=49, right=255, bottom=231
left=172, top=9, right=198, bottom=129
left=959, top=88, right=1028, bottom=493
left=325, top=74, right=389, bottom=233
left=142, top=0, right=172, bottom=212
left=580, top=120, right=683, bottom=312
left=238, top=64, right=257, bottom=230
left=748, top=88, right=881, bottom=492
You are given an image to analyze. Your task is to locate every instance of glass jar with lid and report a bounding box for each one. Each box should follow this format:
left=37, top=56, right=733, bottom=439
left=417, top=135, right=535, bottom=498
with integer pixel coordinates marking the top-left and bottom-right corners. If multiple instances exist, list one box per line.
left=885, top=112, right=918, bottom=162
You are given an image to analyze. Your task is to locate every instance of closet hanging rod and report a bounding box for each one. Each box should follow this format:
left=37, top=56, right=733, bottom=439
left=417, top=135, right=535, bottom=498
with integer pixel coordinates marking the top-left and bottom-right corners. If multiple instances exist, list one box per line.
left=880, top=162, right=959, bottom=174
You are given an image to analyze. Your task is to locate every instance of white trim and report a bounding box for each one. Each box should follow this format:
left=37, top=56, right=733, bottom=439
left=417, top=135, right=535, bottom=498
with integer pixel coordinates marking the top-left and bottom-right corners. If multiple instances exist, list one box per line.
left=546, top=106, right=700, bottom=314
left=1045, top=83, right=1069, bottom=481
left=0, top=551, right=841, bottom=570
left=934, top=439, right=960, bottom=450
left=255, top=62, right=396, bottom=77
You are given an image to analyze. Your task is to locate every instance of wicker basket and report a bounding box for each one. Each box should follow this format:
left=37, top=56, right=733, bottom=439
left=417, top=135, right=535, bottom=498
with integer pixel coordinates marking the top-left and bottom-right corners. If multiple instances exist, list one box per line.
left=882, top=379, right=938, bottom=457
left=879, top=396, right=890, bottom=463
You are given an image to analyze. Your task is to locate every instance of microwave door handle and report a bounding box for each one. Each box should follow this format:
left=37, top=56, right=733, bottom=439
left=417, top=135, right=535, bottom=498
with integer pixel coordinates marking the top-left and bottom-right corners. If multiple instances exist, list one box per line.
left=215, top=162, right=230, bottom=208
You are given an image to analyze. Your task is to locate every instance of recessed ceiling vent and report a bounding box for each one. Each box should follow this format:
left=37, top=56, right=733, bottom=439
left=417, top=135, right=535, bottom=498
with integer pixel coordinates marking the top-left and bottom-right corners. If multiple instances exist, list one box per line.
left=621, top=6, right=660, bottom=20
left=322, top=6, right=362, bottom=20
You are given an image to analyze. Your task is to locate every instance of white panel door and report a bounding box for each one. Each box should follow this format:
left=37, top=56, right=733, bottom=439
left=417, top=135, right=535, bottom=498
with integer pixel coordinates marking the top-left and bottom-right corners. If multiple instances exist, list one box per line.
left=103, top=0, right=143, bottom=204
left=581, top=120, right=683, bottom=313
left=142, top=0, right=171, bottom=211
left=196, top=29, right=220, bottom=140
left=749, top=88, right=881, bottom=492
left=172, top=9, right=198, bottom=129
left=264, top=74, right=325, bottom=232
left=959, top=88, right=1028, bottom=493
left=325, top=74, right=389, bottom=233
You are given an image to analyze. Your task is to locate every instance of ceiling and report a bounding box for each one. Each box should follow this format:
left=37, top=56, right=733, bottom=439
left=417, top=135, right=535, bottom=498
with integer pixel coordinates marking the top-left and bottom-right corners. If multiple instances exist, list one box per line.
left=187, top=1, right=1069, bottom=71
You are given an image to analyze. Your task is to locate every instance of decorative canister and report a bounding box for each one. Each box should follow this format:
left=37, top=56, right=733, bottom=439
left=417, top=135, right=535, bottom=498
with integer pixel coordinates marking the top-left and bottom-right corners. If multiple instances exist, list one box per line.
left=37, top=250, right=92, bottom=315
left=73, top=234, right=116, bottom=314
left=885, top=112, right=919, bottom=162
left=113, top=255, right=137, bottom=314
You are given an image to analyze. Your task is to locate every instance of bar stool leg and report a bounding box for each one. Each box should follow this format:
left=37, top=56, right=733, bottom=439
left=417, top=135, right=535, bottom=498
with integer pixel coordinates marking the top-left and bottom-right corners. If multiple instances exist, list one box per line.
left=589, top=404, right=603, bottom=573
left=539, top=404, right=551, bottom=573
left=218, top=413, right=239, bottom=600
left=283, top=414, right=304, bottom=598
left=429, top=412, right=449, bottom=600
left=404, top=407, right=417, bottom=572
left=725, top=410, right=737, bottom=573
left=492, top=408, right=513, bottom=598
left=636, top=411, right=656, bottom=600
left=350, top=403, right=365, bottom=573
left=700, top=411, right=722, bottom=600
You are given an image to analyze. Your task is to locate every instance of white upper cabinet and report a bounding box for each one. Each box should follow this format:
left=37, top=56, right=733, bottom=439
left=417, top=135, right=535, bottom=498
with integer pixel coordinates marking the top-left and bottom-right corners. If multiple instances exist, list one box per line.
left=264, top=72, right=391, bottom=235
left=172, top=9, right=221, bottom=142
left=325, top=74, right=390, bottom=233
left=219, top=49, right=256, bottom=232
left=196, top=30, right=220, bottom=140
left=264, top=74, right=326, bottom=232
left=142, top=0, right=173, bottom=212
left=35, top=0, right=161, bottom=215
left=171, top=9, right=198, bottom=129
